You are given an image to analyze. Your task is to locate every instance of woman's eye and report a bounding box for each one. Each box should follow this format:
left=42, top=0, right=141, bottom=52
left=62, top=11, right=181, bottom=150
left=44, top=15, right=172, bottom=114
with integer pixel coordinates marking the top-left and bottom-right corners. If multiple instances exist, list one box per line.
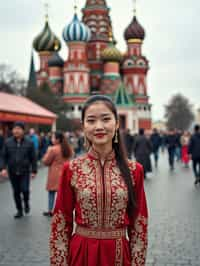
left=87, top=119, right=95, bottom=123
left=103, top=117, right=111, bottom=121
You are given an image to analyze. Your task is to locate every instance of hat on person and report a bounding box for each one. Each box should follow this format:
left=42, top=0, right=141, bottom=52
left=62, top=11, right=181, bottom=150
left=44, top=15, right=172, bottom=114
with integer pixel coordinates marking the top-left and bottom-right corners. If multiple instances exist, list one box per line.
left=13, top=121, right=25, bottom=130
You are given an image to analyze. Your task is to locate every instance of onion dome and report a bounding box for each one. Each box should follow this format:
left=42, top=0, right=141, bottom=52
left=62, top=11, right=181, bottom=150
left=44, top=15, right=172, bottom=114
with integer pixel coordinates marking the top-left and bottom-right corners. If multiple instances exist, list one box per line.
left=62, top=13, right=91, bottom=42
left=101, top=43, right=122, bottom=62
left=101, top=31, right=122, bottom=62
left=33, top=21, right=61, bottom=52
left=48, top=52, right=64, bottom=67
left=124, top=16, right=145, bottom=41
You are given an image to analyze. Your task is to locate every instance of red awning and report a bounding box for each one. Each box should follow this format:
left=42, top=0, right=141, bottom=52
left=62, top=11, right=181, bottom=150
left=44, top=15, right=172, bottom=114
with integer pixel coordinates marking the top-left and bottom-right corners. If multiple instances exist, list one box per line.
left=0, top=92, right=57, bottom=125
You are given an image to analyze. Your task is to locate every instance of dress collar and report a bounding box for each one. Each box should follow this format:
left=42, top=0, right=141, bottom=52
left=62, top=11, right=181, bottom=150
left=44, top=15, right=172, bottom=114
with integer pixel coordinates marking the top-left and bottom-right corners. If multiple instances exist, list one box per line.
left=88, top=147, right=115, bottom=161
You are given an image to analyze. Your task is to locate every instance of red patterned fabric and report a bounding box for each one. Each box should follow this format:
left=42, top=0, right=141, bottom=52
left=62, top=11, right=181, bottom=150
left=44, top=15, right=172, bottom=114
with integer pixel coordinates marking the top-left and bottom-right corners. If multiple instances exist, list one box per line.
left=50, top=149, right=148, bottom=266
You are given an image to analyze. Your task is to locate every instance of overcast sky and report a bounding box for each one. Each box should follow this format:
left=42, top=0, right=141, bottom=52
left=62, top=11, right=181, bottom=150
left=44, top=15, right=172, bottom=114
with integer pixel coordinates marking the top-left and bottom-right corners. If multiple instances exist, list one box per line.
left=0, top=0, right=200, bottom=120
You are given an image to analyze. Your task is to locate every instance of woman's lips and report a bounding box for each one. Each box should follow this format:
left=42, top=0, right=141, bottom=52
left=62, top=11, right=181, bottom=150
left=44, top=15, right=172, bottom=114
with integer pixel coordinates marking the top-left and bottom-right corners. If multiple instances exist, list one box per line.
left=94, top=133, right=106, bottom=138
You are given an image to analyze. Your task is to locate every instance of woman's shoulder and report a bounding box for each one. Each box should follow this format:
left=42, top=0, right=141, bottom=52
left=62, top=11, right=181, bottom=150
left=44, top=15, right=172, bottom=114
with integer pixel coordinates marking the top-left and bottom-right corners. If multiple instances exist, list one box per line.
left=67, top=153, right=89, bottom=170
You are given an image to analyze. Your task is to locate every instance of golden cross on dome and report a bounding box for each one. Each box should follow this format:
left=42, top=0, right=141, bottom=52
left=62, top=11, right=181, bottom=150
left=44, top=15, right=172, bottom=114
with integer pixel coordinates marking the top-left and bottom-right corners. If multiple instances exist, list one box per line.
left=44, top=2, right=49, bottom=22
left=133, top=0, right=137, bottom=16
left=74, top=0, right=78, bottom=13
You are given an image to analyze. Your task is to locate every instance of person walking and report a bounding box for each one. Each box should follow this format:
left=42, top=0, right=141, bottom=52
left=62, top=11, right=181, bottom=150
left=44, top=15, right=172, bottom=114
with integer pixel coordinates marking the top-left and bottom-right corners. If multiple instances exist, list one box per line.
left=188, top=125, right=200, bottom=185
left=150, top=128, right=161, bottom=168
left=29, top=128, right=39, bottom=159
left=165, top=129, right=177, bottom=170
left=0, top=122, right=37, bottom=218
left=50, top=95, right=148, bottom=266
left=42, top=131, right=73, bottom=217
left=134, top=128, right=152, bottom=178
left=181, top=131, right=190, bottom=168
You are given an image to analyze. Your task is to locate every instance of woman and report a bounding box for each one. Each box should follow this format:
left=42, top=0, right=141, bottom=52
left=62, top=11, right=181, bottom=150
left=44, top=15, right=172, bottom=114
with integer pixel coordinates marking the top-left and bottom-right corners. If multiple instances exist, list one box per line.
left=181, top=131, right=190, bottom=167
left=50, top=95, right=148, bottom=265
left=42, top=131, right=73, bottom=216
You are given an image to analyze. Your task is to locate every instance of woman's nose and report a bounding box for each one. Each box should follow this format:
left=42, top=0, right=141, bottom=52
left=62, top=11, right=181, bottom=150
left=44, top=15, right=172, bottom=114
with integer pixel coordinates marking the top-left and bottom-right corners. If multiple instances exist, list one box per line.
left=95, top=120, right=104, bottom=129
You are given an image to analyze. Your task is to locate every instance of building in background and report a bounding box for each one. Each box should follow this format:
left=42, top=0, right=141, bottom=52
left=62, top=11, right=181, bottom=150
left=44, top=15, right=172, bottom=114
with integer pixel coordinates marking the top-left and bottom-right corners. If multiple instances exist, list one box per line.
left=31, top=0, right=152, bottom=133
left=0, top=92, right=56, bottom=135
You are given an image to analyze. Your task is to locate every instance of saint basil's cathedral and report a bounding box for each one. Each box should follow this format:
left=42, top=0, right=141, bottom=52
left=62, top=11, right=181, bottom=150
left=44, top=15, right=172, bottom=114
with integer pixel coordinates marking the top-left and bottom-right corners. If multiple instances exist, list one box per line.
left=31, top=0, right=152, bottom=132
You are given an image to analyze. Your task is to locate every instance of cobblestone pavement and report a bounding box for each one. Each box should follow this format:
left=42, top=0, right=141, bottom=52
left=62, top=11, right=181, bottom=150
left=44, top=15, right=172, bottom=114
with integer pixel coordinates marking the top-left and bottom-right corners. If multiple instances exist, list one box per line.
left=0, top=152, right=200, bottom=266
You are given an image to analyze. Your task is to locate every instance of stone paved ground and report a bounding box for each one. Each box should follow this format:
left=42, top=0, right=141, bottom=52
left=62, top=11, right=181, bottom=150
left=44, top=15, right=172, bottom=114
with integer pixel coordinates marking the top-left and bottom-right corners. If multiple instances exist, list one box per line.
left=0, top=152, right=200, bottom=266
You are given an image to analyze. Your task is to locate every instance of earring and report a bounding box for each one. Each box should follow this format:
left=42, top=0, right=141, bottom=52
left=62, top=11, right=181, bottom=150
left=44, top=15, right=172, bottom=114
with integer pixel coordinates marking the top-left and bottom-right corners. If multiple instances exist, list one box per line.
left=114, top=131, right=118, bottom=143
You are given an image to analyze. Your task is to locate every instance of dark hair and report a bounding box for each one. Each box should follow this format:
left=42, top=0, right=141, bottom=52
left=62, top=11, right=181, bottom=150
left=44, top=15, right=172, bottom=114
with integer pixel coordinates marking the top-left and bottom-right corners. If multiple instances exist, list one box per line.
left=139, top=128, right=144, bottom=135
left=54, top=131, right=73, bottom=159
left=194, top=124, right=200, bottom=132
left=82, top=95, right=136, bottom=216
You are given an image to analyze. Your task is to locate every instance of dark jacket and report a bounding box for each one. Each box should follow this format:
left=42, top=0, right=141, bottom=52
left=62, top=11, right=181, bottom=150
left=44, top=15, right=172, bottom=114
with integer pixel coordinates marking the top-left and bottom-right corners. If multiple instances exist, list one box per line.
left=0, top=136, right=37, bottom=175
left=150, top=133, right=161, bottom=152
left=134, top=135, right=152, bottom=173
left=165, top=134, right=177, bottom=149
left=188, top=133, right=200, bottom=160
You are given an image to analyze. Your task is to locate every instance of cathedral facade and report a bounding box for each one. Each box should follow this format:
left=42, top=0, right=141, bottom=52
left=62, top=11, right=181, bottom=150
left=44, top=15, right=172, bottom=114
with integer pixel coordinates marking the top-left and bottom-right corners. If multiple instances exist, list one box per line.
left=32, top=0, right=152, bottom=132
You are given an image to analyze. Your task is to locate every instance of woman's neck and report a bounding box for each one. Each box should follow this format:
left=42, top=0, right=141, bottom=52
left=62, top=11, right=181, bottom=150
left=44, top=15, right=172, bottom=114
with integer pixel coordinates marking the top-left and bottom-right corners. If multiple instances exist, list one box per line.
left=92, top=144, right=113, bottom=164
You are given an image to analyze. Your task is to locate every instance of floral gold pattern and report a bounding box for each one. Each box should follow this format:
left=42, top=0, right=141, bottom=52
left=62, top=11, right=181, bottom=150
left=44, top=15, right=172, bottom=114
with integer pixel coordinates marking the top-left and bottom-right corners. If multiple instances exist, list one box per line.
left=50, top=211, right=69, bottom=266
left=129, top=215, right=148, bottom=266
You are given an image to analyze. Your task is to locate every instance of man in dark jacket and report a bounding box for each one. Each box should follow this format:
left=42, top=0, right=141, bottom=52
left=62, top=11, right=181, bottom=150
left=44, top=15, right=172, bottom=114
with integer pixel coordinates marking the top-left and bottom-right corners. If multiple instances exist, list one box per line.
left=150, top=128, right=161, bottom=167
left=0, top=122, right=37, bottom=218
left=134, top=128, right=152, bottom=178
left=165, top=129, right=177, bottom=170
left=188, top=125, right=200, bottom=185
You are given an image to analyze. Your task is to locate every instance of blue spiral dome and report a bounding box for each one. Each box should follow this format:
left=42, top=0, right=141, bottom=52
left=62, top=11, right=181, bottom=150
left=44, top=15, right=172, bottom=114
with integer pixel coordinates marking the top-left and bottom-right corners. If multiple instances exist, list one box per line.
left=63, top=13, right=91, bottom=42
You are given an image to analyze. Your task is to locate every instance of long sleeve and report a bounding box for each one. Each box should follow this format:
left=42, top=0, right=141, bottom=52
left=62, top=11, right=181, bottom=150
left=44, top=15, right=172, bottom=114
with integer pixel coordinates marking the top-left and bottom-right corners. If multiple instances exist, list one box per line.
left=128, top=163, right=148, bottom=266
left=0, top=143, right=8, bottom=170
left=50, top=162, right=75, bottom=266
left=42, top=147, right=55, bottom=166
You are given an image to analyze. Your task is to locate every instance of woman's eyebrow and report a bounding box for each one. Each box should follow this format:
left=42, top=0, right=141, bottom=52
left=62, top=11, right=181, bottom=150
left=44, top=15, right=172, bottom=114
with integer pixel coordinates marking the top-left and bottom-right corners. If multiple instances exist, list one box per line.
left=86, top=113, right=111, bottom=118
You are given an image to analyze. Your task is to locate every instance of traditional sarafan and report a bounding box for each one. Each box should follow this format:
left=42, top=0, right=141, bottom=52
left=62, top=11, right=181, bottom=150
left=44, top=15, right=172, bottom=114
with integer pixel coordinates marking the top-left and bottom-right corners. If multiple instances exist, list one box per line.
left=50, top=149, right=148, bottom=265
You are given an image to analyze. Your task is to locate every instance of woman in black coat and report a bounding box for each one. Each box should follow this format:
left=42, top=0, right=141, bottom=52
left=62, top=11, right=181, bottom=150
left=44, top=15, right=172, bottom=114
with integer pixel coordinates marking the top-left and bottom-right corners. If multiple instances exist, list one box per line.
left=134, top=128, right=152, bottom=178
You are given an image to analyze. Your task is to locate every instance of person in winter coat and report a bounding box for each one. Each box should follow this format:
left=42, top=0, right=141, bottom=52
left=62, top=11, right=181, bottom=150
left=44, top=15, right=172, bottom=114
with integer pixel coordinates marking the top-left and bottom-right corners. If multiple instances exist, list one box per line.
left=134, top=128, right=152, bottom=178
left=150, top=128, right=162, bottom=168
left=0, top=122, right=37, bottom=218
left=42, top=131, right=73, bottom=216
left=188, top=125, right=200, bottom=185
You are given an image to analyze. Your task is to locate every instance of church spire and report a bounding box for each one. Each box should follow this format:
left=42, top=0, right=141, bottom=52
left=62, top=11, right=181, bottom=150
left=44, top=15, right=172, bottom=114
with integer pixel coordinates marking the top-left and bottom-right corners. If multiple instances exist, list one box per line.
left=133, top=0, right=137, bottom=16
left=27, top=51, right=37, bottom=92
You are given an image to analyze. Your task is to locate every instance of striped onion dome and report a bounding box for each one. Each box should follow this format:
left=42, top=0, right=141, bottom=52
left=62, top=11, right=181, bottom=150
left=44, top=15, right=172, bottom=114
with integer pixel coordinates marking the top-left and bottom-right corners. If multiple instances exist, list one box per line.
left=101, top=42, right=122, bottom=62
left=63, top=13, right=91, bottom=42
left=124, top=16, right=145, bottom=41
left=33, top=21, right=61, bottom=52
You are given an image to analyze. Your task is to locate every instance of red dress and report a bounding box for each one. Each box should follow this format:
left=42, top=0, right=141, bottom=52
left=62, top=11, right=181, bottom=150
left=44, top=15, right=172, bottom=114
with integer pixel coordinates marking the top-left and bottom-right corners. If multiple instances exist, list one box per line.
left=50, top=149, right=148, bottom=266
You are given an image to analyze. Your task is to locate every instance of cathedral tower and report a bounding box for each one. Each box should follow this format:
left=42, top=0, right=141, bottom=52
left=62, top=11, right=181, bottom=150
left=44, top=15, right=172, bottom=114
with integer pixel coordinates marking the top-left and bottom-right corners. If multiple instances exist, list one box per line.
left=33, top=14, right=61, bottom=87
left=62, top=10, right=91, bottom=117
left=82, top=0, right=112, bottom=92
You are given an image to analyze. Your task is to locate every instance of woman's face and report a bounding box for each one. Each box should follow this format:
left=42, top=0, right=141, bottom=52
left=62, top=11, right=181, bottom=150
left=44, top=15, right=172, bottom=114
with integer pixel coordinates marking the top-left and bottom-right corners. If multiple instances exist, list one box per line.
left=83, top=101, right=119, bottom=148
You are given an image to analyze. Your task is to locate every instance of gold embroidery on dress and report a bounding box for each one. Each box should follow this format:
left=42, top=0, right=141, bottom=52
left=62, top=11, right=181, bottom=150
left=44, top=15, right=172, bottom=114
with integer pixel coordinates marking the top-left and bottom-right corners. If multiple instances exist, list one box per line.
left=129, top=215, right=148, bottom=266
left=115, top=238, right=123, bottom=266
left=70, top=156, right=99, bottom=226
left=50, top=211, right=68, bottom=266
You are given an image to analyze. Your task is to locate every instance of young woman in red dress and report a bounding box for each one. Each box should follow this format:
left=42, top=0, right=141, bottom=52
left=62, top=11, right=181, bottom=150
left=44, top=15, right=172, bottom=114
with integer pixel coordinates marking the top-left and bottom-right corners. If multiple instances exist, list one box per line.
left=50, top=95, right=148, bottom=266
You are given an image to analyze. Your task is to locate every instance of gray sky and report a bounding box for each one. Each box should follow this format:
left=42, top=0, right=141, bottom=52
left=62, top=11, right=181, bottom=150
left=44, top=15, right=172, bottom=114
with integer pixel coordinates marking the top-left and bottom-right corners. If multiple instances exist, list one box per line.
left=0, top=0, right=200, bottom=120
